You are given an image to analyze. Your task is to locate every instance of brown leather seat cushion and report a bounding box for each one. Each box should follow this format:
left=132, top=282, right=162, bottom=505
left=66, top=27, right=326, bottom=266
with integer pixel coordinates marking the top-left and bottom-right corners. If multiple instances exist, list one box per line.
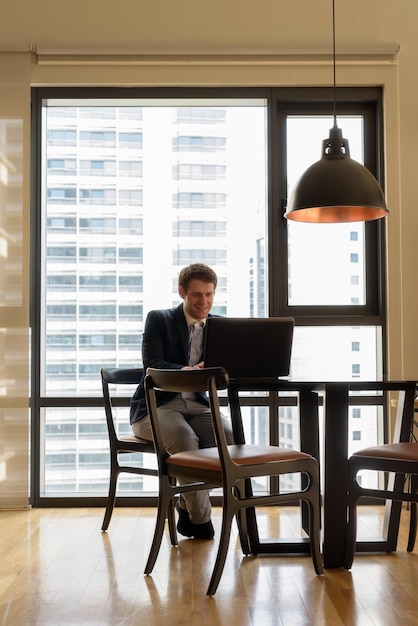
left=167, top=445, right=314, bottom=471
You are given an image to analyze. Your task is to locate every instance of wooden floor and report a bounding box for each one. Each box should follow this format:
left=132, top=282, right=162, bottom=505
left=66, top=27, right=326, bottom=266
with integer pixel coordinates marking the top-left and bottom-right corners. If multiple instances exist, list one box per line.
left=1, top=505, right=418, bottom=625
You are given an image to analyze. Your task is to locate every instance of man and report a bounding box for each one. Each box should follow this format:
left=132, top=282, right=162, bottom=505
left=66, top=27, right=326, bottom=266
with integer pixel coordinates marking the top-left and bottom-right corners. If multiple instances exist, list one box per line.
left=130, top=263, right=234, bottom=539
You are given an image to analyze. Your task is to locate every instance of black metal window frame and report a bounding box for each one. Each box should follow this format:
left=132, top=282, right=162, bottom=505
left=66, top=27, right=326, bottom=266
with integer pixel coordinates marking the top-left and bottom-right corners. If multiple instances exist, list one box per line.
left=270, top=86, right=386, bottom=324
left=30, top=86, right=386, bottom=507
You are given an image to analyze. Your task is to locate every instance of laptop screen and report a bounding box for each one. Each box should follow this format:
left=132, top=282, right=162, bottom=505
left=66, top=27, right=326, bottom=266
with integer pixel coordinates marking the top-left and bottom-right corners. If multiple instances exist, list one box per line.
left=204, top=317, right=295, bottom=379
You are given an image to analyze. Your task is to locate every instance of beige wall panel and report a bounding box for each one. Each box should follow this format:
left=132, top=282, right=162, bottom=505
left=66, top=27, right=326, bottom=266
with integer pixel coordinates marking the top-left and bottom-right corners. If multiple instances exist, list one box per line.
left=0, top=53, right=31, bottom=508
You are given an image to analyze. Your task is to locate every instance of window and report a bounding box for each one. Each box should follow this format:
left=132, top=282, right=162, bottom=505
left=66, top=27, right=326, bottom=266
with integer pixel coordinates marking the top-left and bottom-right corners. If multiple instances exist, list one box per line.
left=173, top=164, right=227, bottom=180
left=47, top=247, right=76, bottom=261
left=173, top=135, right=226, bottom=151
left=79, top=131, right=116, bottom=147
left=79, top=189, right=116, bottom=205
left=79, top=304, right=116, bottom=319
left=31, top=87, right=385, bottom=504
left=47, top=274, right=77, bottom=289
left=173, top=249, right=227, bottom=265
left=79, top=218, right=116, bottom=233
left=79, top=335, right=117, bottom=349
left=47, top=158, right=77, bottom=175
left=47, top=217, right=77, bottom=232
left=118, top=189, right=143, bottom=206
left=79, top=275, right=116, bottom=290
left=79, top=160, right=116, bottom=177
left=174, top=192, right=227, bottom=209
left=119, top=161, right=143, bottom=177
left=47, top=129, right=76, bottom=146
left=47, top=187, right=76, bottom=203
left=173, top=221, right=226, bottom=237
left=118, top=131, right=142, bottom=147
left=47, top=334, right=76, bottom=347
left=119, top=275, right=143, bottom=289
left=79, top=247, right=116, bottom=262
left=118, top=218, right=143, bottom=235
left=118, top=247, right=142, bottom=262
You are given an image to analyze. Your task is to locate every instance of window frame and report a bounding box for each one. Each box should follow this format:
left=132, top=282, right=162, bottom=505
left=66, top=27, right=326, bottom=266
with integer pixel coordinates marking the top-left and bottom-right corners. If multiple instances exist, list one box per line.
left=30, top=85, right=386, bottom=507
left=270, top=87, right=386, bottom=326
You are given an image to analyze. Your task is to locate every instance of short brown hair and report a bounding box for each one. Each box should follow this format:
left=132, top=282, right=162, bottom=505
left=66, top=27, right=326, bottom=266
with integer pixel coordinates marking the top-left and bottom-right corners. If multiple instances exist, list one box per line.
left=178, top=263, right=217, bottom=291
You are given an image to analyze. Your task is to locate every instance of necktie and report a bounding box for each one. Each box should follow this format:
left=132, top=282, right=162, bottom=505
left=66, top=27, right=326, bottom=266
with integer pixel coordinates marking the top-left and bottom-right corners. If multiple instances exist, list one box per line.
left=182, top=322, right=204, bottom=400
left=188, top=322, right=204, bottom=366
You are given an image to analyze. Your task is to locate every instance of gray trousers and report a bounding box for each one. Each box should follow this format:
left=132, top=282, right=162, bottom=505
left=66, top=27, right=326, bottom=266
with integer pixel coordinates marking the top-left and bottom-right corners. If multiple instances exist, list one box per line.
left=132, top=395, right=234, bottom=524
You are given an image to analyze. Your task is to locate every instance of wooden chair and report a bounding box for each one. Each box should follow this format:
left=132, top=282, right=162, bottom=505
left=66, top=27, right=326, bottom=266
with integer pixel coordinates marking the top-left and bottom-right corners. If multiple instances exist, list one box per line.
left=406, top=402, right=418, bottom=551
left=100, top=367, right=175, bottom=539
left=344, top=441, right=418, bottom=568
left=143, top=366, right=323, bottom=596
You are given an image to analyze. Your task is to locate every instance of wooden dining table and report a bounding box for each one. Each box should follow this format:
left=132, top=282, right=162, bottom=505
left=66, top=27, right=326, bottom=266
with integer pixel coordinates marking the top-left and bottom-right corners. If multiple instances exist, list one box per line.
left=227, top=378, right=417, bottom=568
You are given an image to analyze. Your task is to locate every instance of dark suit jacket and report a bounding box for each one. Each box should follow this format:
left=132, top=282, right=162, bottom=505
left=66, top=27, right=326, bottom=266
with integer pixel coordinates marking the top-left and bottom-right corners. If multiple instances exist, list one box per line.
left=130, top=304, right=216, bottom=424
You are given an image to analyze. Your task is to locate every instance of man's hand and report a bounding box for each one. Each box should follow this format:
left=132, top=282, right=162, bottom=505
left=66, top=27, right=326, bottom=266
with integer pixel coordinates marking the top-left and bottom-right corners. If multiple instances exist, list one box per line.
left=182, top=361, right=204, bottom=370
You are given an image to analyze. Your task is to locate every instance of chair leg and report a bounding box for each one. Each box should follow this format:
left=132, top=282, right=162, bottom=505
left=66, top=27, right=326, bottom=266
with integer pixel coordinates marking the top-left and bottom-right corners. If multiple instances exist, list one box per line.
left=407, top=475, right=418, bottom=552
left=233, top=482, right=250, bottom=555
left=101, top=464, right=119, bottom=531
left=343, top=494, right=358, bottom=569
left=407, top=504, right=417, bottom=552
left=306, top=496, right=323, bottom=575
left=206, top=493, right=236, bottom=596
left=144, top=480, right=174, bottom=575
left=167, top=497, right=177, bottom=547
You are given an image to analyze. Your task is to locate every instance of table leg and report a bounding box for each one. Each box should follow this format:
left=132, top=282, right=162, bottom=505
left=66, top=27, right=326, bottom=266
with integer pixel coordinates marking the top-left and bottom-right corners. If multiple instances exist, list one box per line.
left=299, top=389, right=320, bottom=535
left=323, top=383, right=349, bottom=568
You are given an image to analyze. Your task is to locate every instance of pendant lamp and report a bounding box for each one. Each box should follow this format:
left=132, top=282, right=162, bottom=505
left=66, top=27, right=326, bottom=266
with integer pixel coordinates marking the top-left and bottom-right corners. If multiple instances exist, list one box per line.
left=285, top=0, right=388, bottom=223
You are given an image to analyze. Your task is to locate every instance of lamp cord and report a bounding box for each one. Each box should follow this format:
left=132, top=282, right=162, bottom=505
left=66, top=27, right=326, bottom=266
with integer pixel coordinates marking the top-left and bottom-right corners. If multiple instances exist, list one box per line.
left=332, top=0, right=337, bottom=125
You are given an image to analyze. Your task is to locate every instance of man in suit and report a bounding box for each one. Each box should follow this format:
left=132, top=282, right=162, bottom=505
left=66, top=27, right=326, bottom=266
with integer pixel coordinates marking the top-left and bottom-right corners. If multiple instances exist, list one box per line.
left=130, top=263, right=233, bottom=539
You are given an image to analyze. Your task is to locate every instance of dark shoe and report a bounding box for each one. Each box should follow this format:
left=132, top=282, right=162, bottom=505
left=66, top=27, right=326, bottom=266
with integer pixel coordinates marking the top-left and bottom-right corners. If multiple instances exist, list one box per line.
left=191, top=519, right=215, bottom=539
left=175, top=501, right=193, bottom=537
left=175, top=501, right=214, bottom=540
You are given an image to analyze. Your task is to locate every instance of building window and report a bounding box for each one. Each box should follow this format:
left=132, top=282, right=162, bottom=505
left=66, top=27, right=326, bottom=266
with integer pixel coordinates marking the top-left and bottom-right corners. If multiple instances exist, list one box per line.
left=79, top=130, right=116, bottom=147
left=172, top=135, right=226, bottom=152
left=118, top=131, right=142, bottom=148
left=79, top=160, right=116, bottom=177
left=174, top=191, right=227, bottom=209
left=47, top=158, right=77, bottom=175
left=118, top=189, right=143, bottom=206
left=119, top=161, right=143, bottom=177
left=47, top=187, right=76, bottom=203
left=173, top=164, right=227, bottom=180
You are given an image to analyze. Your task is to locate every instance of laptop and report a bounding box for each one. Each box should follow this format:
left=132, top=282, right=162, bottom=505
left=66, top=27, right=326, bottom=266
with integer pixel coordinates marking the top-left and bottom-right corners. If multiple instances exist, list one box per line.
left=204, top=317, right=295, bottom=379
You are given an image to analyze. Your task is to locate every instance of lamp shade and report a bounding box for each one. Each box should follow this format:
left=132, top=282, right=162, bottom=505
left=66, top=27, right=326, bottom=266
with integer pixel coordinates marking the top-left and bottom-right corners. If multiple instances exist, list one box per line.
left=285, top=125, right=388, bottom=223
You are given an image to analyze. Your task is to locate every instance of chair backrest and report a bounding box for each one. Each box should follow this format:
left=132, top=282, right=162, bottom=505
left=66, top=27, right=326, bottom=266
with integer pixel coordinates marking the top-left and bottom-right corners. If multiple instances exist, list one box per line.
left=144, top=367, right=229, bottom=471
left=101, top=367, right=143, bottom=443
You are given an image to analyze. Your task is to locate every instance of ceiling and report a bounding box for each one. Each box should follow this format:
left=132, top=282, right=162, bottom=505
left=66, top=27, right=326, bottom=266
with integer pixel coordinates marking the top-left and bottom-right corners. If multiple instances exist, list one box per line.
left=0, top=0, right=407, bottom=57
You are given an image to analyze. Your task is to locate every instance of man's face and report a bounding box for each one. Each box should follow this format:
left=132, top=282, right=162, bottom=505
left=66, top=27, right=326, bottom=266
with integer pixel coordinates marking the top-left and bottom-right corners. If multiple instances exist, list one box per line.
left=179, top=279, right=215, bottom=321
